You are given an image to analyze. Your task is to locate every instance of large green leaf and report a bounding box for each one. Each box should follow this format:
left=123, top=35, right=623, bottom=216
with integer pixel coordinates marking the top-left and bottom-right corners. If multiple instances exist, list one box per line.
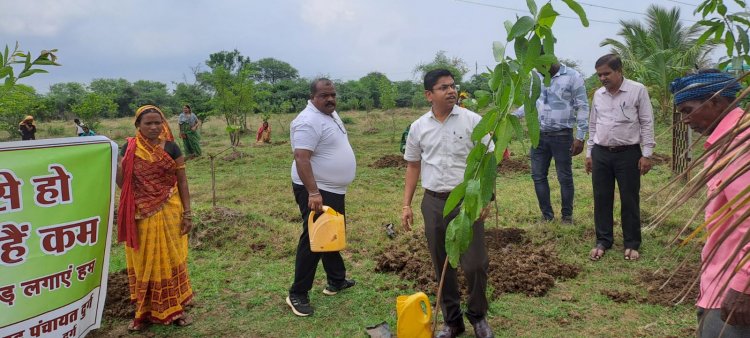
left=492, top=41, right=505, bottom=62
left=471, top=106, right=496, bottom=142
left=489, top=63, right=505, bottom=91
left=464, top=179, right=482, bottom=220
left=480, top=153, right=498, bottom=205
left=514, top=37, right=528, bottom=65
left=562, top=0, right=589, bottom=27
left=507, top=16, right=535, bottom=41
left=445, top=210, right=472, bottom=267
left=18, top=68, right=47, bottom=79
left=697, top=26, right=719, bottom=45
left=464, top=143, right=487, bottom=180
left=494, top=116, right=514, bottom=164
left=474, top=90, right=492, bottom=110
left=526, top=0, right=538, bottom=16
left=726, top=30, right=736, bottom=56
left=537, top=3, right=559, bottom=28
left=524, top=36, right=542, bottom=73
left=509, top=114, right=524, bottom=140
left=443, top=181, right=466, bottom=217
left=525, top=75, right=542, bottom=148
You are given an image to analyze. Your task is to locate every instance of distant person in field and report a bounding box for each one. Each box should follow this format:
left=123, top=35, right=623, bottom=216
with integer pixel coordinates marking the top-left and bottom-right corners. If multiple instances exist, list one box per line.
left=116, top=105, right=194, bottom=331
left=80, top=124, right=96, bottom=136
left=513, top=59, right=589, bottom=224
left=178, top=104, right=201, bottom=158
left=19, top=115, right=36, bottom=140
left=671, top=70, right=750, bottom=337
left=286, top=78, right=357, bottom=317
left=256, top=120, right=271, bottom=144
left=586, top=54, right=655, bottom=262
left=74, top=118, right=85, bottom=136
left=401, top=69, right=494, bottom=338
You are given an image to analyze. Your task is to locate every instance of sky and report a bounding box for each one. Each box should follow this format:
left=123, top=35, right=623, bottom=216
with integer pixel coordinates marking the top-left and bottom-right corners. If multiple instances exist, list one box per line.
left=0, top=0, right=741, bottom=93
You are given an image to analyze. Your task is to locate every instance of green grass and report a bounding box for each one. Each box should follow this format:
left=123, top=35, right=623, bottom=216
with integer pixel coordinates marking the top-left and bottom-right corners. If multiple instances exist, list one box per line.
left=35, top=108, right=702, bottom=337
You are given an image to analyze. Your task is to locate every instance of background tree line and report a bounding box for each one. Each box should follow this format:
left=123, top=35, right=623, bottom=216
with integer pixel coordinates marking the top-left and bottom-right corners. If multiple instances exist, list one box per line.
left=0, top=4, right=721, bottom=141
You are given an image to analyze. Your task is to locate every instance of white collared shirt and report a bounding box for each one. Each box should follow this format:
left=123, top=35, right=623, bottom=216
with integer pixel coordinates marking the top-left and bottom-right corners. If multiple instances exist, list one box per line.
left=404, top=105, right=492, bottom=192
left=290, top=101, right=356, bottom=194
left=586, top=78, right=656, bottom=157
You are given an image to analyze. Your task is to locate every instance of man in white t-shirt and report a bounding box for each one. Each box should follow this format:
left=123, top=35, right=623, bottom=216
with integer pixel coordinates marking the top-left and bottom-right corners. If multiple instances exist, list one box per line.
left=401, top=69, right=494, bottom=338
left=286, top=78, right=357, bottom=317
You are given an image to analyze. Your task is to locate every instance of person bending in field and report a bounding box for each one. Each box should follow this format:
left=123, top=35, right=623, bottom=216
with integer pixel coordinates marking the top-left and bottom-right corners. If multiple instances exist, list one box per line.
left=671, top=70, right=750, bottom=337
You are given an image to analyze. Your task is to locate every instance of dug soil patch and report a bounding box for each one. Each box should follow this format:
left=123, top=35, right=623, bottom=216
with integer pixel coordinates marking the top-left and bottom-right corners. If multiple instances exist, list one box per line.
left=190, top=207, right=267, bottom=251
left=600, top=264, right=699, bottom=306
left=497, top=157, right=530, bottom=175
left=375, top=228, right=580, bottom=297
left=103, top=269, right=133, bottom=319
left=650, top=152, right=671, bottom=166
left=371, top=154, right=407, bottom=169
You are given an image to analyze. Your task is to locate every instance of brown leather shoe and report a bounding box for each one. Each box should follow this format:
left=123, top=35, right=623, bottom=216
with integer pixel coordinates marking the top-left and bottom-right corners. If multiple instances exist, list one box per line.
left=471, top=318, right=494, bottom=338
left=435, top=323, right=465, bottom=338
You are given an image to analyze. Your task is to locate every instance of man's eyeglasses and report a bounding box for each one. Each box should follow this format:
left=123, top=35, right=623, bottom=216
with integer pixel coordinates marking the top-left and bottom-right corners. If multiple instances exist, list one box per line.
left=432, top=83, right=456, bottom=92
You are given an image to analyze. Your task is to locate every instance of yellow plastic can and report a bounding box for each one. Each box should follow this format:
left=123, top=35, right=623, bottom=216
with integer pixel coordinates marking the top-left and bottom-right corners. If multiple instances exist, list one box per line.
left=308, top=206, right=346, bottom=252
left=397, top=292, right=432, bottom=338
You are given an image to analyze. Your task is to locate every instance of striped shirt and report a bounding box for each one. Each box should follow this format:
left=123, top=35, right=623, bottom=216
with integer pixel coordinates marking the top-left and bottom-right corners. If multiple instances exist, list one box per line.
left=514, top=64, right=590, bottom=140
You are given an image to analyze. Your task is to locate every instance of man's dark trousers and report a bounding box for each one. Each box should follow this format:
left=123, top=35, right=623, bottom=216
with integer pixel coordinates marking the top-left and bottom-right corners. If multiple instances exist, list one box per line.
left=530, top=129, right=574, bottom=221
left=421, top=192, right=489, bottom=327
left=591, top=145, right=642, bottom=250
left=289, top=183, right=346, bottom=296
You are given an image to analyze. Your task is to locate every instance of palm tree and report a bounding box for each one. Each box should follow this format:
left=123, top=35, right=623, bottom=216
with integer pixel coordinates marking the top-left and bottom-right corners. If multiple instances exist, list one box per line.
left=601, top=5, right=715, bottom=121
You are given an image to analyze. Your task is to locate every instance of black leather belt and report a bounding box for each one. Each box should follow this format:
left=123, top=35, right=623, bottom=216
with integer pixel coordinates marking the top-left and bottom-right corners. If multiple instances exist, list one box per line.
left=540, top=128, right=572, bottom=136
left=425, top=189, right=451, bottom=200
left=595, top=144, right=640, bottom=153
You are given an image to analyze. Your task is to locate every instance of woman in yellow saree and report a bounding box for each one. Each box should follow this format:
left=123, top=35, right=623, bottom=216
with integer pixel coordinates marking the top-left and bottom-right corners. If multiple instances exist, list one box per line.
left=116, top=105, right=194, bottom=331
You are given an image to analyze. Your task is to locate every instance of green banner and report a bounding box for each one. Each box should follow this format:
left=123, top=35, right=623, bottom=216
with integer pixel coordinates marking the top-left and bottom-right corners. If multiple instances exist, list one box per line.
left=0, top=136, right=116, bottom=338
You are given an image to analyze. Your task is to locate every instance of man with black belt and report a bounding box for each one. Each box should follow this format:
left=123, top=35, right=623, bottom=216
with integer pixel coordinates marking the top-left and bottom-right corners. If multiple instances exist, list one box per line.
left=585, top=54, right=655, bottom=261
left=515, top=61, right=589, bottom=223
left=286, top=78, right=357, bottom=317
left=401, top=69, right=494, bottom=338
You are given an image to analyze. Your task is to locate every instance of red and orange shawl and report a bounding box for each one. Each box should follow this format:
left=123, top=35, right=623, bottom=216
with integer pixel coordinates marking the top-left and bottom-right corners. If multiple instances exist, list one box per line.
left=118, top=105, right=182, bottom=250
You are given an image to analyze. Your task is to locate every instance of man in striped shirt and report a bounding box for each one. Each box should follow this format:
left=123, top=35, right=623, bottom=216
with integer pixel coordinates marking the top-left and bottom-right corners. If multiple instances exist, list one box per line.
left=515, top=62, right=589, bottom=224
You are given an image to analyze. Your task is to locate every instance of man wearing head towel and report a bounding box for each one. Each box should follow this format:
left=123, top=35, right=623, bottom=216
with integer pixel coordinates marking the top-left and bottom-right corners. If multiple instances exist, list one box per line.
left=671, top=70, right=750, bottom=337
left=586, top=54, right=656, bottom=262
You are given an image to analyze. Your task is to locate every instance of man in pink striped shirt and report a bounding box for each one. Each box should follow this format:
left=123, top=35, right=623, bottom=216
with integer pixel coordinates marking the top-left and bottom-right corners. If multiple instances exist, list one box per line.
left=671, top=70, right=750, bottom=337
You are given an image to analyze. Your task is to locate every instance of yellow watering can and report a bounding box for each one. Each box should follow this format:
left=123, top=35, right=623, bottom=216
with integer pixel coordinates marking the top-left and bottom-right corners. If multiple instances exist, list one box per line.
left=308, top=206, right=346, bottom=252
left=397, top=292, right=432, bottom=338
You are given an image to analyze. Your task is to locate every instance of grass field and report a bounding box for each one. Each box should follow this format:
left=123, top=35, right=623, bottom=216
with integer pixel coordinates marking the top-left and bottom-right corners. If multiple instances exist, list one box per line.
left=33, top=108, right=704, bottom=337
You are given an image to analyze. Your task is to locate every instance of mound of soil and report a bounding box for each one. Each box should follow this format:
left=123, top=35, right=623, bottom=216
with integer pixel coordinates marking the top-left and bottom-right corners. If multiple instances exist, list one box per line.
left=371, top=155, right=407, bottom=169
left=497, top=157, right=530, bottom=175
left=599, top=264, right=699, bottom=306
left=375, top=228, right=580, bottom=297
left=363, top=127, right=380, bottom=135
left=650, top=152, right=671, bottom=166
left=639, top=264, right=699, bottom=306
left=190, top=207, right=266, bottom=250
left=221, top=151, right=248, bottom=161
left=103, top=269, right=133, bottom=319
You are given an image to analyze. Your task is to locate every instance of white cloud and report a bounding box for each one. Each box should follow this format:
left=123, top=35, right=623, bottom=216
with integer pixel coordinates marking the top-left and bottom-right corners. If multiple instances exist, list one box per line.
left=0, top=0, right=101, bottom=36
left=300, top=0, right=357, bottom=31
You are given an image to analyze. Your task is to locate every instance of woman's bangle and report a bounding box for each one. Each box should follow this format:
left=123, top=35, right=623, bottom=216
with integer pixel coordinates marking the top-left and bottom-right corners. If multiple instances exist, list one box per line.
left=309, top=191, right=321, bottom=197
left=402, top=206, right=411, bottom=209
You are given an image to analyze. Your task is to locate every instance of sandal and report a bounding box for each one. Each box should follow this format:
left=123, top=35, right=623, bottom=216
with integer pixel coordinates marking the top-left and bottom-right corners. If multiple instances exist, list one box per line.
left=174, top=315, right=193, bottom=327
left=624, top=249, right=640, bottom=261
left=127, top=321, right=148, bottom=332
left=589, top=244, right=606, bottom=261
